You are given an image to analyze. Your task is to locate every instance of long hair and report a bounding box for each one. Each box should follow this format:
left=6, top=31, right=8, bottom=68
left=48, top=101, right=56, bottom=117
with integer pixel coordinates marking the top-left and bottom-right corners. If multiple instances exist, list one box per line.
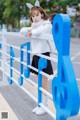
left=49, top=12, right=59, bottom=24
left=29, top=6, right=49, bottom=22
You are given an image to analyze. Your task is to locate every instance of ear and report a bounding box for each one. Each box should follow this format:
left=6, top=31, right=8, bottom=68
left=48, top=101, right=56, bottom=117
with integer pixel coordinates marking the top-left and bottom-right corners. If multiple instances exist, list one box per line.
left=26, top=3, right=33, bottom=9
left=35, top=0, right=40, bottom=7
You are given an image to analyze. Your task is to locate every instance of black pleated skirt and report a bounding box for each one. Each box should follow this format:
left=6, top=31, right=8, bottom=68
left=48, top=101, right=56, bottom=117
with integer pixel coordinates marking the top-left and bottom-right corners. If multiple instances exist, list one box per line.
left=31, top=52, right=53, bottom=75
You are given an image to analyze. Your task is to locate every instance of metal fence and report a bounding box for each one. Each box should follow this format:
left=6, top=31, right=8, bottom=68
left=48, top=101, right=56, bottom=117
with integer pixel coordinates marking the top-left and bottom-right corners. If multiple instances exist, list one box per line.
left=0, top=14, right=80, bottom=120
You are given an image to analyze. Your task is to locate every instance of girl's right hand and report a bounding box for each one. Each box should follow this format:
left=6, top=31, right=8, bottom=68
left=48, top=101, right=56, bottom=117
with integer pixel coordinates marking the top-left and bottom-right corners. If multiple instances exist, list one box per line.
left=27, top=30, right=32, bottom=36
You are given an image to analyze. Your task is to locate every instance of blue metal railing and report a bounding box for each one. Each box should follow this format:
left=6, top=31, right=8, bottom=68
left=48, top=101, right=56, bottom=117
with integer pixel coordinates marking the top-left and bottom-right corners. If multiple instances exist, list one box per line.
left=0, top=14, right=80, bottom=120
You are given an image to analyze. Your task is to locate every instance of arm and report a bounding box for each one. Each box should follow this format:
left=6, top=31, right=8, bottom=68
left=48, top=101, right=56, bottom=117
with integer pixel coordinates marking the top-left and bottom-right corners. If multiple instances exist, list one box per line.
left=31, top=23, right=52, bottom=36
left=20, top=27, right=31, bottom=37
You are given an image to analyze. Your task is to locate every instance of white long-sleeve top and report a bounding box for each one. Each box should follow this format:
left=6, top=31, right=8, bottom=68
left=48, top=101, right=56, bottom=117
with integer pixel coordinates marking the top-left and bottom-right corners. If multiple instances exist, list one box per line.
left=20, top=19, right=55, bottom=54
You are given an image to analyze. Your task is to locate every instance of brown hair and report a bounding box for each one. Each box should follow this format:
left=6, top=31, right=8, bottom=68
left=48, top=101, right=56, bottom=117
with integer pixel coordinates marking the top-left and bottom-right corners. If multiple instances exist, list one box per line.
left=49, top=12, right=59, bottom=24
left=29, top=6, right=49, bottom=22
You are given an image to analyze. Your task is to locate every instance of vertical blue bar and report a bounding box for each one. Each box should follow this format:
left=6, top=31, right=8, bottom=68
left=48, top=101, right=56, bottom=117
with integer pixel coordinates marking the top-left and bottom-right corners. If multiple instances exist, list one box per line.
left=10, top=54, right=12, bottom=78
left=38, top=73, right=42, bottom=107
left=26, top=42, right=30, bottom=77
left=8, top=46, right=14, bottom=84
left=18, top=46, right=24, bottom=86
left=27, top=42, right=30, bottom=66
left=0, top=43, right=2, bottom=48
left=38, top=58, right=47, bottom=107
left=24, top=42, right=30, bottom=78
left=18, top=42, right=30, bottom=85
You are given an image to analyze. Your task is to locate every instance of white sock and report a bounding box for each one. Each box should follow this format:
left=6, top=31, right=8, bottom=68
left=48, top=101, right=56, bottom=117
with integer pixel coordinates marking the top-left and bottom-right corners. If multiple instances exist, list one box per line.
left=42, top=94, right=48, bottom=106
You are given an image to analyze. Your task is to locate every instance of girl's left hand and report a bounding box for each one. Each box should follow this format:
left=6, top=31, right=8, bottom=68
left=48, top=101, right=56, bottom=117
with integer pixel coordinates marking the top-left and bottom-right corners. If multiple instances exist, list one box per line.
left=28, top=32, right=32, bottom=36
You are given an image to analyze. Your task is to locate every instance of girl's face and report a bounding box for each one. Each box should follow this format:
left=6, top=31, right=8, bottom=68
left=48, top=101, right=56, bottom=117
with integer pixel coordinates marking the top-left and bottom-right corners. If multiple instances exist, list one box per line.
left=31, top=10, right=42, bottom=23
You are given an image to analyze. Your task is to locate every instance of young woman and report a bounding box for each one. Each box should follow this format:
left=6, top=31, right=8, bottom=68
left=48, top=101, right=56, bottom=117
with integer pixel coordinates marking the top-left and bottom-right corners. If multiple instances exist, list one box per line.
left=20, top=0, right=54, bottom=116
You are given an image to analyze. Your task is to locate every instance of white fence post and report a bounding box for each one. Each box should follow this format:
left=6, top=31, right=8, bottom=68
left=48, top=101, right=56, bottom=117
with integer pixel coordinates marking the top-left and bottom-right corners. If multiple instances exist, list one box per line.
left=1, top=28, right=8, bottom=85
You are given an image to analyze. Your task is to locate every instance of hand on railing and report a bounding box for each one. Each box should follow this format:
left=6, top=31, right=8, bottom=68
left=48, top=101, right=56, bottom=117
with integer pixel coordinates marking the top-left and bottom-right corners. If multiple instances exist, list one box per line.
left=27, top=30, right=32, bottom=37
left=20, top=27, right=32, bottom=37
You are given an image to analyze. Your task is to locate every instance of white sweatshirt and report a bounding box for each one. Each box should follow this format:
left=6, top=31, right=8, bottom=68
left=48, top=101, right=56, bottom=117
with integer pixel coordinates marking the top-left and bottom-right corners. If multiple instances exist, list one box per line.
left=20, top=19, right=55, bottom=54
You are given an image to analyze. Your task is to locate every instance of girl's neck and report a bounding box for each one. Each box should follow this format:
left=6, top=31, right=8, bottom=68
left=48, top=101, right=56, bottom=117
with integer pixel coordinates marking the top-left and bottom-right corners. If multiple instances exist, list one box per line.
left=31, top=19, right=44, bottom=29
left=33, top=19, right=44, bottom=24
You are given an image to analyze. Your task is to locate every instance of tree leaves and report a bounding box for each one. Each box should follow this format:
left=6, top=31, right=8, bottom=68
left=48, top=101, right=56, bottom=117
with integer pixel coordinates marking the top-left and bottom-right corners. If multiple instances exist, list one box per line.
left=0, top=0, right=80, bottom=28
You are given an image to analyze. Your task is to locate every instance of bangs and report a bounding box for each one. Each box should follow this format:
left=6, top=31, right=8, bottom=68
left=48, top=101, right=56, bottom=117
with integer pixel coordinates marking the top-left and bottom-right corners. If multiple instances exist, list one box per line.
left=29, top=8, right=39, bottom=16
left=29, top=7, right=49, bottom=21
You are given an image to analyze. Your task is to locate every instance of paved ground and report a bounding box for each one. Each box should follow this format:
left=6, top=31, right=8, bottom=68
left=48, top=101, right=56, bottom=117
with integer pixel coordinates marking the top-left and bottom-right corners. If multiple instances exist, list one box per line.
left=0, top=36, right=80, bottom=120
left=0, top=84, right=53, bottom=120
left=0, top=93, right=18, bottom=120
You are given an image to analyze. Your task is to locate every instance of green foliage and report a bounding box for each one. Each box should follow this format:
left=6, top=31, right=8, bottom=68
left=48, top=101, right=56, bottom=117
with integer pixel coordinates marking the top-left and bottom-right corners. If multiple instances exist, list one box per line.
left=0, top=0, right=5, bottom=24
left=0, top=0, right=80, bottom=28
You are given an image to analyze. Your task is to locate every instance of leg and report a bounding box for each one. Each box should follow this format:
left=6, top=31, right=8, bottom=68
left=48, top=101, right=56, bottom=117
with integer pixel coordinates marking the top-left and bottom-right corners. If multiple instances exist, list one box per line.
left=42, top=76, right=49, bottom=106
left=31, top=73, right=40, bottom=113
left=42, top=75, right=49, bottom=92
left=36, top=76, right=49, bottom=115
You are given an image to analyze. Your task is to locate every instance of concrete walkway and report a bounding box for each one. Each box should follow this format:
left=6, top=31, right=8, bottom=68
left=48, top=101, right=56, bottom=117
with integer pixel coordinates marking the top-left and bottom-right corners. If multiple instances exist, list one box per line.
left=0, top=93, right=18, bottom=120
left=0, top=81, right=80, bottom=120
left=0, top=84, right=53, bottom=120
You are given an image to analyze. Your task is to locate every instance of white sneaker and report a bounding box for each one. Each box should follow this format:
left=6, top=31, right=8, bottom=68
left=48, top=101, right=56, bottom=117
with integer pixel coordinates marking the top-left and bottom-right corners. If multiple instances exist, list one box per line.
left=36, top=107, right=46, bottom=115
left=32, top=106, right=40, bottom=113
